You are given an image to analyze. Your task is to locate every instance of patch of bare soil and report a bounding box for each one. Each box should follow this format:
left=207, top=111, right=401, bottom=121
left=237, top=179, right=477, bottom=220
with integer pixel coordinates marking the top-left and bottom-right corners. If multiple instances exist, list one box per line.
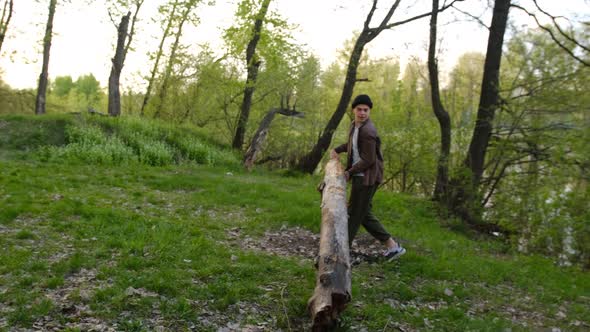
left=231, top=226, right=319, bottom=260
left=227, top=226, right=390, bottom=266
left=31, top=268, right=116, bottom=331
left=196, top=300, right=285, bottom=331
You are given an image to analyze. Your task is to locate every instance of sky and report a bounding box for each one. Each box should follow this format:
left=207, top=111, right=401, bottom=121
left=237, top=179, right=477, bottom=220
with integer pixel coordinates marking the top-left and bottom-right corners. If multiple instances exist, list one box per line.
left=0, top=0, right=588, bottom=90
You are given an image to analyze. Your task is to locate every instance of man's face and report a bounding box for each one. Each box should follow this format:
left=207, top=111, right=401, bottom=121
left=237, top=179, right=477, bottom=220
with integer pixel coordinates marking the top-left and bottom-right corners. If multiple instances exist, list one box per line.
left=353, top=104, right=371, bottom=123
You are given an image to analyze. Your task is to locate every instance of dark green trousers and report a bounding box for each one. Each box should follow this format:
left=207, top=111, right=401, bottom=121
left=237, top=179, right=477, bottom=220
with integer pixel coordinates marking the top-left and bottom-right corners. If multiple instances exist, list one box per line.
left=348, top=176, right=391, bottom=246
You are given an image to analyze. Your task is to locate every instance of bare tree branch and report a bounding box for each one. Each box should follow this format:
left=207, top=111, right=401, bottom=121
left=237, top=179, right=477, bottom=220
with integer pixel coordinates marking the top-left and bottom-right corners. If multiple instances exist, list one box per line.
left=532, top=0, right=590, bottom=53
left=368, top=0, right=402, bottom=39
left=511, top=4, right=590, bottom=67
left=0, top=0, right=14, bottom=54
left=383, top=0, right=464, bottom=30
left=363, top=0, right=380, bottom=31
left=124, top=0, right=145, bottom=62
left=452, top=5, right=490, bottom=30
left=503, top=71, right=583, bottom=101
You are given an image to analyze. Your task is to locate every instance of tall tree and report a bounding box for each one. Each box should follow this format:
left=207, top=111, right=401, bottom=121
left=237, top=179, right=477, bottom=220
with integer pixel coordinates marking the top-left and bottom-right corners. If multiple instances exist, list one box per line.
left=35, top=0, right=57, bottom=115
left=450, top=0, right=511, bottom=225
left=446, top=52, right=484, bottom=127
left=512, top=1, right=590, bottom=67
left=108, top=12, right=131, bottom=116
left=76, top=74, right=101, bottom=109
left=140, top=0, right=179, bottom=116
left=154, top=0, right=201, bottom=119
left=0, top=0, right=13, bottom=55
left=107, top=0, right=144, bottom=117
left=52, top=75, right=74, bottom=97
left=446, top=0, right=589, bottom=229
left=109, top=0, right=144, bottom=58
left=231, top=0, right=272, bottom=150
left=466, top=0, right=510, bottom=186
left=297, top=0, right=461, bottom=173
left=427, top=0, right=451, bottom=202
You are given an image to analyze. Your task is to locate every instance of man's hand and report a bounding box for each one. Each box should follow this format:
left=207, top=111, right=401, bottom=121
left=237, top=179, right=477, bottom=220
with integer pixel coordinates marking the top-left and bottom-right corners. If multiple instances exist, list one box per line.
left=330, top=149, right=339, bottom=159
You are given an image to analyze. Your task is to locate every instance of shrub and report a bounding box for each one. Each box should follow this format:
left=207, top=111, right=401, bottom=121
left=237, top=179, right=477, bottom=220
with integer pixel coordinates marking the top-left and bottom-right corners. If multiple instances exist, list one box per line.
left=65, top=124, right=107, bottom=145
left=35, top=121, right=137, bottom=165
left=118, top=131, right=174, bottom=166
left=38, top=138, right=137, bottom=165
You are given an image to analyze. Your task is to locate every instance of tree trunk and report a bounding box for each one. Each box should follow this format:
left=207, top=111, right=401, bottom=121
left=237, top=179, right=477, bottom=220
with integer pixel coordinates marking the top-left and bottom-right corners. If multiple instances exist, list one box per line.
left=231, top=0, right=271, bottom=150
left=465, top=0, right=510, bottom=184
left=0, top=0, right=14, bottom=55
left=154, top=0, right=192, bottom=119
left=296, top=0, right=461, bottom=173
left=123, top=0, right=144, bottom=60
left=296, top=0, right=391, bottom=174
left=308, top=159, right=351, bottom=331
left=108, top=12, right=131, bottom=117
left=140, top=0, right=178, bottom=117
left=451, top=0, right=511, bottom=224
left=296, top=33, right=370, bottom=173
left=243, top=107, right=303, bottom=169
left=35, top=0, right=57, bottom=115
left=427, top=0, right=451, bottom=202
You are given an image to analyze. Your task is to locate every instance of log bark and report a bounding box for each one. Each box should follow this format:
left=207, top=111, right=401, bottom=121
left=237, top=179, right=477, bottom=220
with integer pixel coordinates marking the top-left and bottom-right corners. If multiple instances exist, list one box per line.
left=308, top=159, right=351, bottom=331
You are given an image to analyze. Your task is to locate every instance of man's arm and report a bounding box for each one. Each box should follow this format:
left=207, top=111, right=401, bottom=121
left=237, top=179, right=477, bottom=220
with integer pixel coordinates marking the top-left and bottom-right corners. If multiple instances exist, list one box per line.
left=331, top=143, right=348, bottom=159
left=334, top=143, right=348, bottom=154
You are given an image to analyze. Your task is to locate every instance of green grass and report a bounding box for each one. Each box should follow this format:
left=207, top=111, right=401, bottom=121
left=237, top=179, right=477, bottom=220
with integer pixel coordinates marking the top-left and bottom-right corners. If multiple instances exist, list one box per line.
left=0, top=114, right=588, bottom=331
left=0, top=114, right=240, bottom=167
left=0, top=114, right=69, bottom=160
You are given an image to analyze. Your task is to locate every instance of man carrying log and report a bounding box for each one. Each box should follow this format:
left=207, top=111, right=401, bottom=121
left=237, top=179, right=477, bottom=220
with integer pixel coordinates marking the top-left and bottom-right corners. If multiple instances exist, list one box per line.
left=330, top=94, right=406, bottom=261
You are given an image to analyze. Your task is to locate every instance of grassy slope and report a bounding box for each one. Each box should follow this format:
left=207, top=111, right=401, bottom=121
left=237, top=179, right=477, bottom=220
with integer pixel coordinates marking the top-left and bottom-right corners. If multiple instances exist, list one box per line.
left=0, top=115, right=588, bottom=331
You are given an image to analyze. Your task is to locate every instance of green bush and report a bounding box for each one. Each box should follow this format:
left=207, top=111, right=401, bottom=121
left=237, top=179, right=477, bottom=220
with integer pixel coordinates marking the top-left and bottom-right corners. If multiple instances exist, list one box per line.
left=89, top=116, right=163, bottom=141
left=38, top=138, right=137, bottom=165
left=208, top=148, right=240, bottom=167
left=33, top=120, right=138, bottom=164
left=65, top=124, right=107, bottom=145
left=12, top=114, right=238, bottom=167
left=118, top=131, right=174, bottom=166
left=173, top=137, right=211, bottom=164
left=137, top=139, right=175, bottom=166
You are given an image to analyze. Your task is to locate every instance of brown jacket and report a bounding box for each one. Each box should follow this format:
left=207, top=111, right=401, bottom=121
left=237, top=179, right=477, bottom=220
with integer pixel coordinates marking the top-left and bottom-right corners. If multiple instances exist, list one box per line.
left=334, top=118, right=384, bottom=186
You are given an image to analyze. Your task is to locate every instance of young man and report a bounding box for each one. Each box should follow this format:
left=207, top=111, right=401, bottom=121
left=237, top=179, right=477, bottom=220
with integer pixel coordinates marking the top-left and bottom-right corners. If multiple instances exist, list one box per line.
left=330, top=94, right=406, bottom=261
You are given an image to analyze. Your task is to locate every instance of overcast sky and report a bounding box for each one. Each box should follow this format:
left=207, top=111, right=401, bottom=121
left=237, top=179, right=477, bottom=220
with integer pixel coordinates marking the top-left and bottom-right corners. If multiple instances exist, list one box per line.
left=0, top=0, right=587, bottom=90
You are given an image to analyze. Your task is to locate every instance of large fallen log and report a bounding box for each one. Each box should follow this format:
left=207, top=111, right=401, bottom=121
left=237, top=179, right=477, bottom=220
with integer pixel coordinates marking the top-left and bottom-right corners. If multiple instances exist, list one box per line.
left=307, top=159, right=351, bottom=331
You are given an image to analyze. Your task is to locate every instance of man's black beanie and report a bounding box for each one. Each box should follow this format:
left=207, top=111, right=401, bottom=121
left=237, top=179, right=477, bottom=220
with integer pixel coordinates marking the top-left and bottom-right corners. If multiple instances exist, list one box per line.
left=352, top=94, right=373, bottom=109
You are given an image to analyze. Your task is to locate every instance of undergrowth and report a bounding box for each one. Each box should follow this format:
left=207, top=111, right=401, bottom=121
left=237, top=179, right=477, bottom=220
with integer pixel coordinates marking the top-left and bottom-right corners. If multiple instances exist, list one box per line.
left=4, top=114, right=240, bottom=168
left=0, top=114, right=588, bottom=331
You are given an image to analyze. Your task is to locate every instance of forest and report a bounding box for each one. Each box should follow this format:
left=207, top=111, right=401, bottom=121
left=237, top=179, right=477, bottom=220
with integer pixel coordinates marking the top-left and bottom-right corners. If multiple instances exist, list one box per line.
left=1, top=0, right=588, bottom=267
left=0, top=0, right=590, bottom=266
left=1, top=0, right=589, bottom=279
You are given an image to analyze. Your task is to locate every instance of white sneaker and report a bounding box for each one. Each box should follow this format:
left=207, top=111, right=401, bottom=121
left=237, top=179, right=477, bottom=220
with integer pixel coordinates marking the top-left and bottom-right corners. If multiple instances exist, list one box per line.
left=383, top=246, right=406, bottom=262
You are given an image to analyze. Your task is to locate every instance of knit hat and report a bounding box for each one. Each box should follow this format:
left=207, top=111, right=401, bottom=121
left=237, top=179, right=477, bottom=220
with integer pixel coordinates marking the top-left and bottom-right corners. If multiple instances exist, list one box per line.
left=352, top=94, right=373, bottom=109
